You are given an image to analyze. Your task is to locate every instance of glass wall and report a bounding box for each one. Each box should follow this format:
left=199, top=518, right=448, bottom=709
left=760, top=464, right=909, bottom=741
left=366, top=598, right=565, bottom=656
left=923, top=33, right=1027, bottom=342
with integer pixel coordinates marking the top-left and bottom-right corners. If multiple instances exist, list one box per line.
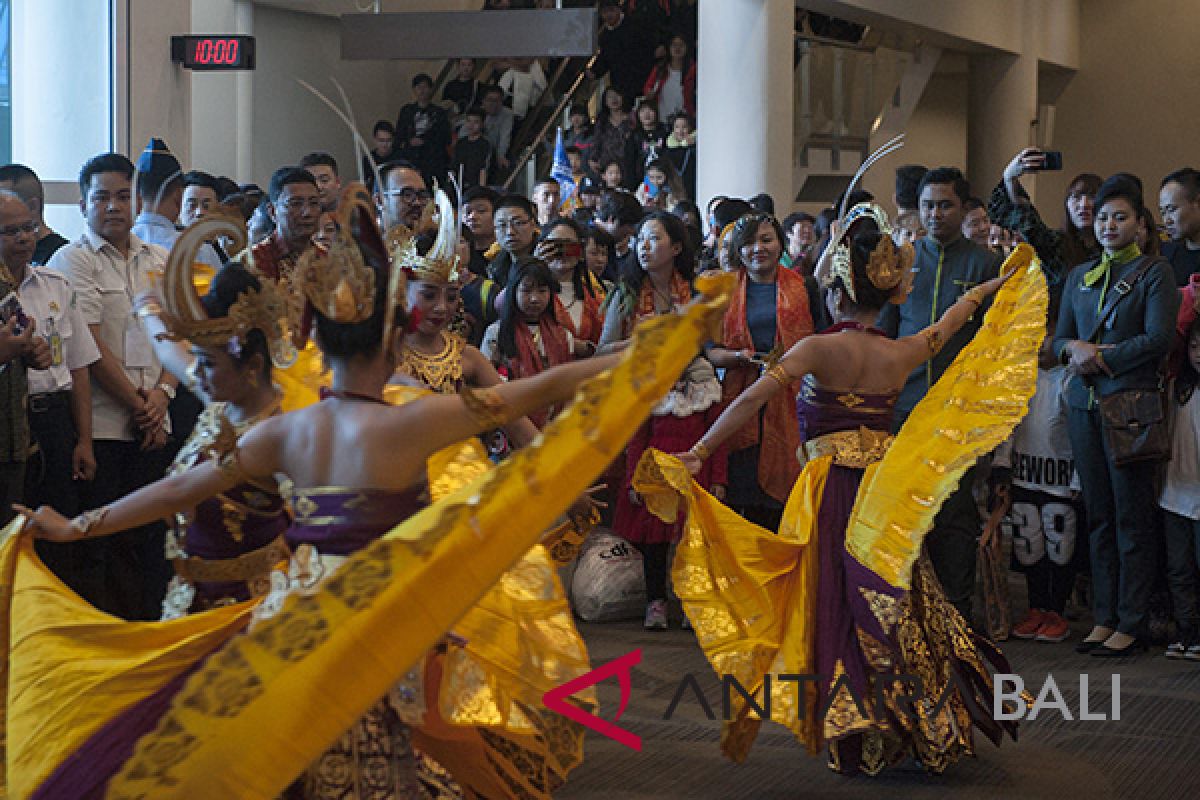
left=9, top=0, right=114, bottom=240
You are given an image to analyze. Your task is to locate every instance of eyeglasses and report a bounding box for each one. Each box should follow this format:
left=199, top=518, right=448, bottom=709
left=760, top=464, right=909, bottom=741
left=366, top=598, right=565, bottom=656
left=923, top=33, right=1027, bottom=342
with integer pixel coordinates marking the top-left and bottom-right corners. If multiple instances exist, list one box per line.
left=494, top=217, right=533, bottom=231
left=383, top=188, right=433, bottom=203
left=280, top=197, right=322, bottom=212
left=0, top=221, right=38, bottom=238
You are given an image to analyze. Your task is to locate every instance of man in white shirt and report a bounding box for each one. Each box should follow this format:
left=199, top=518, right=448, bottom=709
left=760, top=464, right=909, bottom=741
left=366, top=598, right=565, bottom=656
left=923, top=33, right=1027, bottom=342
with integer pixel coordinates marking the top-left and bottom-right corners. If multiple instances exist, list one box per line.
left=1, top=190, right=101, bottom=593
left=48, top=152, right=179, bottom=620
left=131, top=138, right=222, bottom=269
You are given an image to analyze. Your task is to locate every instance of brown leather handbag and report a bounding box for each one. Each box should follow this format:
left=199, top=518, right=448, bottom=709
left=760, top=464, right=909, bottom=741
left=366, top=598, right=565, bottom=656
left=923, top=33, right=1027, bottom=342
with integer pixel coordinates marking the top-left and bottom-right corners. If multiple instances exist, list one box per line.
left=1085, top=256, right=1172, bottom=467
left=1098, top=388, right=1170, bottom=467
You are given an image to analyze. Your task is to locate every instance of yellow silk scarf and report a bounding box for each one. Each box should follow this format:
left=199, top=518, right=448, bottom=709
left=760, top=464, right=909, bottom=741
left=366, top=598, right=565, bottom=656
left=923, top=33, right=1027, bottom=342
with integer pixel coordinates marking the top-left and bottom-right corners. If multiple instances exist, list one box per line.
left=844, top=244, right=1047, bottom=588
left=96, top=272, right=732, bottom=799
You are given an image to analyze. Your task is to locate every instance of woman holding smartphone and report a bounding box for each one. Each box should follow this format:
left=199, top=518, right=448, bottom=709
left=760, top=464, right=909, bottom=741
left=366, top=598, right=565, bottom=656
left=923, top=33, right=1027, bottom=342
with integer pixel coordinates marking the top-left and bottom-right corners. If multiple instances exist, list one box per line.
left=533, top=217, right=603, bottom=353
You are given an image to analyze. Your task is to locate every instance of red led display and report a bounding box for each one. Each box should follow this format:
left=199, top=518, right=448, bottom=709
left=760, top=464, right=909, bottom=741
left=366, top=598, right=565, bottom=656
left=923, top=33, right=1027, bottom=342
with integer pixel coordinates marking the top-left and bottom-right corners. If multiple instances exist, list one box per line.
left=171, top=35, right=256, bottom=71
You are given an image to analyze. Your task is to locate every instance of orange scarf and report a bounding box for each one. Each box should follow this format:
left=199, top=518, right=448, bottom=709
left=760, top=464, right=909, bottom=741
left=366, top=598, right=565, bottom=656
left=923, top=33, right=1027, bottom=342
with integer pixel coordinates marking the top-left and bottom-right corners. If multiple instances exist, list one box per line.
left=720, top=267, right=815, bottom=503
left=508, top=315, right=573, bottom=428
left=554, top=289, right=605, bottom=345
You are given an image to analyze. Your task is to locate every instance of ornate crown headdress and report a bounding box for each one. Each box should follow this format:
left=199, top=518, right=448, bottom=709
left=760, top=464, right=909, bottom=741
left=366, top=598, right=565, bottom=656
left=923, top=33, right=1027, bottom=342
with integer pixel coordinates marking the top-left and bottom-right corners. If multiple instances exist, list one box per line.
left=293, top=183, right=380, bottom=339
left=825, top=134, right=914, bottom=302
left=387, top=182, right=461, bottom=285
left=158, top=208, right=293, bottom=367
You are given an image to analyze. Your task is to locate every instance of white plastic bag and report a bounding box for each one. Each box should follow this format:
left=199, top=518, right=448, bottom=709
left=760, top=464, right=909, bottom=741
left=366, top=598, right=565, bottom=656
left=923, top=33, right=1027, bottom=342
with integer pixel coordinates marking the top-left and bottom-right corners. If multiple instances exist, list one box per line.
left=570, top=530, right=646, bottom=622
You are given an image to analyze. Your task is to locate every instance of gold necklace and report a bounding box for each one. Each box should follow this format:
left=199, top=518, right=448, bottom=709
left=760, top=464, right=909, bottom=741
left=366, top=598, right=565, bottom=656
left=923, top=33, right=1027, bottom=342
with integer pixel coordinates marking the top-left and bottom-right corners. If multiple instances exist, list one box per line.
left=400, top=332, right=464, bottom=394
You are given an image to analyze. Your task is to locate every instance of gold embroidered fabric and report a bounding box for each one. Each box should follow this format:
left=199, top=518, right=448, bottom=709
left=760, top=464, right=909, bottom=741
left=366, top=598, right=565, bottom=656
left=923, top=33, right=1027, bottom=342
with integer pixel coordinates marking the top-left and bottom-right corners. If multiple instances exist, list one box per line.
left=172, top=536, right=290, bottom=585
left=845, top=245, right=1047, bottom=589
left=803, top=428, right=893, bottom=469
left=102, top=272, right=735, bottom=799
left=400, top=333, right=467, bottom=394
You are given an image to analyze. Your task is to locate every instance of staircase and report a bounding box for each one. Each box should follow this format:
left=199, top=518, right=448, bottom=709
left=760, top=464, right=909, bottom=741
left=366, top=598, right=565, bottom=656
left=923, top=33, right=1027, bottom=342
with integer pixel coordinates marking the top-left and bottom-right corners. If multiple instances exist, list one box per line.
left=793, top=29, right=941, bottom=205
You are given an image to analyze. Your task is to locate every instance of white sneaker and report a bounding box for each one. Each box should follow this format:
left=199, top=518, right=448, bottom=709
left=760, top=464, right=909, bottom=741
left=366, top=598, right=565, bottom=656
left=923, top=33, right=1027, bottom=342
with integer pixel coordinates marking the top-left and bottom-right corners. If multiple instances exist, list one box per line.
left=643, top=599, right=668, bottom=630
left=1166, top=641, right=1186, bottom=660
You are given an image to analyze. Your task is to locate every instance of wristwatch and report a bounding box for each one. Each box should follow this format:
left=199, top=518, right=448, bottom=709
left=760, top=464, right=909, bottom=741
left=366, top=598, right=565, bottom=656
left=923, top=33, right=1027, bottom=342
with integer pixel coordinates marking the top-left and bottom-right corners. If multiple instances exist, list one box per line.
left=157, top=382, right=177, bottom=401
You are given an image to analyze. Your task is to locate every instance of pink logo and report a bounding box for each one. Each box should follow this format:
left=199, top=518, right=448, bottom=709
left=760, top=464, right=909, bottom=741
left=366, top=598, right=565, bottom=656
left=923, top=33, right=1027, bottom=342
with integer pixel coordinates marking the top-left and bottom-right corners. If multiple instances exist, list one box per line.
left=542, top=649, right=643, bottom=751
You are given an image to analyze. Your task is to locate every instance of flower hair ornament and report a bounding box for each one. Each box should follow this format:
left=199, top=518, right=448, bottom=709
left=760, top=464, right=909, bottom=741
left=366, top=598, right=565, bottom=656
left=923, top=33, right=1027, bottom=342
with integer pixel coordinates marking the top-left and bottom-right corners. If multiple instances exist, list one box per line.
left=157, top=208, right=293, bottom=367
left=825, top=134, right=914, bottom=302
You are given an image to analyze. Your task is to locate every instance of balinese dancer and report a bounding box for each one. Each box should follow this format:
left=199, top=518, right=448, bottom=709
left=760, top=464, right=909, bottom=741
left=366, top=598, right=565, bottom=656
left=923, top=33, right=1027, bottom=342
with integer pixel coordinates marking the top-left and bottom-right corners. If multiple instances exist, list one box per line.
left=637, top=204, right=1046, bottom=775
left=139, top=212, right=291, bottom=617
left=387, top=191, right=540, bottom=453
left=9, top=184, right=736, bottom=798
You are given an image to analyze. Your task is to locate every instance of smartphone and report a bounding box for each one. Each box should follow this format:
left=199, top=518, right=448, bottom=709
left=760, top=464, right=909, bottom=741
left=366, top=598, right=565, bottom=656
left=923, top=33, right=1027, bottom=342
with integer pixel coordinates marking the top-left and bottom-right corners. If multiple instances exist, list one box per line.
left=1035, top=151, right=1063, bottom=171
left=546, top=239, right=583, bottom=260
left=0, top=292, right=29, bottom=335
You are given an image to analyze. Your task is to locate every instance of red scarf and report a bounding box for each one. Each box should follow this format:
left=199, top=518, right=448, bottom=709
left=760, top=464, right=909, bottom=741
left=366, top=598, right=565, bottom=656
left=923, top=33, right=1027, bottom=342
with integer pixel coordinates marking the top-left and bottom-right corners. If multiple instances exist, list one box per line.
left=508, top=316, right=573, bottom=428
left=554, top=289, right=605, bottom=345
left=720, top=267, right=815, bottom=503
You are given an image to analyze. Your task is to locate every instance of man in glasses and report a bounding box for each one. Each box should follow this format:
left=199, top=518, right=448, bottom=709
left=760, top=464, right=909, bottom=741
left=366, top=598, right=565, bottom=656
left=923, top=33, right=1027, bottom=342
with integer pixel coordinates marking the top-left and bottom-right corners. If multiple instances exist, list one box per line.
left=378, top=161, right=431, bottom=232
left=488, top=195, right=538, bottom=289
left=235, top=166, right=321, bottom=290
left=0, top=163, right=69, bottom=266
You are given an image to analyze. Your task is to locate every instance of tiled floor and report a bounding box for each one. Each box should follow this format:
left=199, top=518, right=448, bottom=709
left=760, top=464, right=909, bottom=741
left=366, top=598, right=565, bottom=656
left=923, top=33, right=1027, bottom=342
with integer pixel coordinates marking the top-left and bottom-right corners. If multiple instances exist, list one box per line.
left=555, top=615, right=1200, bottom=800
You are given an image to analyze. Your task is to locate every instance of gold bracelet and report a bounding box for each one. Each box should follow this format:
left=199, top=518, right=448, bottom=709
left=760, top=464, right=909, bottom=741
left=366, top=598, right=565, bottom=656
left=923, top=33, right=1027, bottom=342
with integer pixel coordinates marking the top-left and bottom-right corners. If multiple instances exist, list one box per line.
left=690, top=441, right=712, bottom=462
left=962, top=285, right=987, bottom=308
left=71, top=506, right=109, bottom=539
left=923, top=328, right=944, bottom=356
left=765, top=363, right=792, bottom=388
left=460, top=385, right=513, bottom=429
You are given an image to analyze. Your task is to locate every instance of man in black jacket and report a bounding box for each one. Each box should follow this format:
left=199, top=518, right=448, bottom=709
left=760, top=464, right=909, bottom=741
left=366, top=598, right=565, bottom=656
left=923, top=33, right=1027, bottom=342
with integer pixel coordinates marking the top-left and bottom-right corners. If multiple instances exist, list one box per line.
left=396, top=73, right=451, bottom=185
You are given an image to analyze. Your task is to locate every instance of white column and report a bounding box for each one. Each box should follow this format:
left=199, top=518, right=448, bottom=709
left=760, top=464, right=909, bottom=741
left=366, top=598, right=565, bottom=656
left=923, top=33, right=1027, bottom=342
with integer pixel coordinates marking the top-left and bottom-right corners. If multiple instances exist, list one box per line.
left=696, top=0, right=794, bottom=209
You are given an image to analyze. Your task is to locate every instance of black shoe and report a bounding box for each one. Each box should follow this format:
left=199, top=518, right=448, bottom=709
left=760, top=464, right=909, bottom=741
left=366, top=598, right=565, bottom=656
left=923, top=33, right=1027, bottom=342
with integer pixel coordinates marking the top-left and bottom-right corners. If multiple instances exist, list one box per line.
left=1090, top=638, right=1147, bottom=657
left=1075, top=638, right=1106, bottom=654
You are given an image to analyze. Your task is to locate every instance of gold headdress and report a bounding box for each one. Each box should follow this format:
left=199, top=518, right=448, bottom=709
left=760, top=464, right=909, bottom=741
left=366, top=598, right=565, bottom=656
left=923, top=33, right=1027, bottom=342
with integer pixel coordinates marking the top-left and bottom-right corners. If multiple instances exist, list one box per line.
left=824, top=134, right=912, bottom=302
left=293, top=183, right=379, bottom=336
left=828, top=202, right=915, bottom=302
left=382, top=184, right=461, bottom=347
left=387, top=185, right=461, bottom=285
left=158, top=208, right=293, bottom=366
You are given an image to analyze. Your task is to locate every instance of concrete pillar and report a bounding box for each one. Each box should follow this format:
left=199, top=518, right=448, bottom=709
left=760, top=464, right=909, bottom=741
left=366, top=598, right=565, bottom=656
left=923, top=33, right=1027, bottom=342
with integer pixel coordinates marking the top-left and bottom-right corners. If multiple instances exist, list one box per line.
left=696, top=0, right=794, bottom=209
left=967, top=0, right=1038, bottom=201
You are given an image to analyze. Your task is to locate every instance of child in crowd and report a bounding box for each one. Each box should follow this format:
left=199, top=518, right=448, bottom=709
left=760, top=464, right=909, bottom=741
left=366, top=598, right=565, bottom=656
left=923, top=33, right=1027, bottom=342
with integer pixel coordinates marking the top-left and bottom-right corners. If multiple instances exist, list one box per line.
left=665, top=112, right=696, bottom=200
left=615, top=357, right=727, bottom=630
left=480, top=257, right=575, bottom=428
left=992, top=307, right=1080, bottom=643
left=636, top=157, right=684, bottom=210
left=452, top=107, right=492, bottom=189
left=1161, top=295, right=1200, bottom=660
left=584, top=224, right=617, bottom=291
left=892, top=209, right=925, bottom=246
left=600, top=158, right=625, bottom=190
left=562, top=103, right=594, bottom=163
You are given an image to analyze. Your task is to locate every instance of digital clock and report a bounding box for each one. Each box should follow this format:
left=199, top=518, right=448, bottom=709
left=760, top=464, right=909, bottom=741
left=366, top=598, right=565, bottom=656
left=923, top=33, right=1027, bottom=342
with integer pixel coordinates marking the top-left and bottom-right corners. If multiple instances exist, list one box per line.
left=170, top=35, right=256, bottom=71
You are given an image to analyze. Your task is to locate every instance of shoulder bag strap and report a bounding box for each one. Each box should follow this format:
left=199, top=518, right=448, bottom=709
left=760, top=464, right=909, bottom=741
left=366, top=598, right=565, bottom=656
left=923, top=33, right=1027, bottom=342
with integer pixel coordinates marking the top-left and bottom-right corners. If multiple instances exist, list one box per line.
left=1085, top=255, right=1160, bottom=343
